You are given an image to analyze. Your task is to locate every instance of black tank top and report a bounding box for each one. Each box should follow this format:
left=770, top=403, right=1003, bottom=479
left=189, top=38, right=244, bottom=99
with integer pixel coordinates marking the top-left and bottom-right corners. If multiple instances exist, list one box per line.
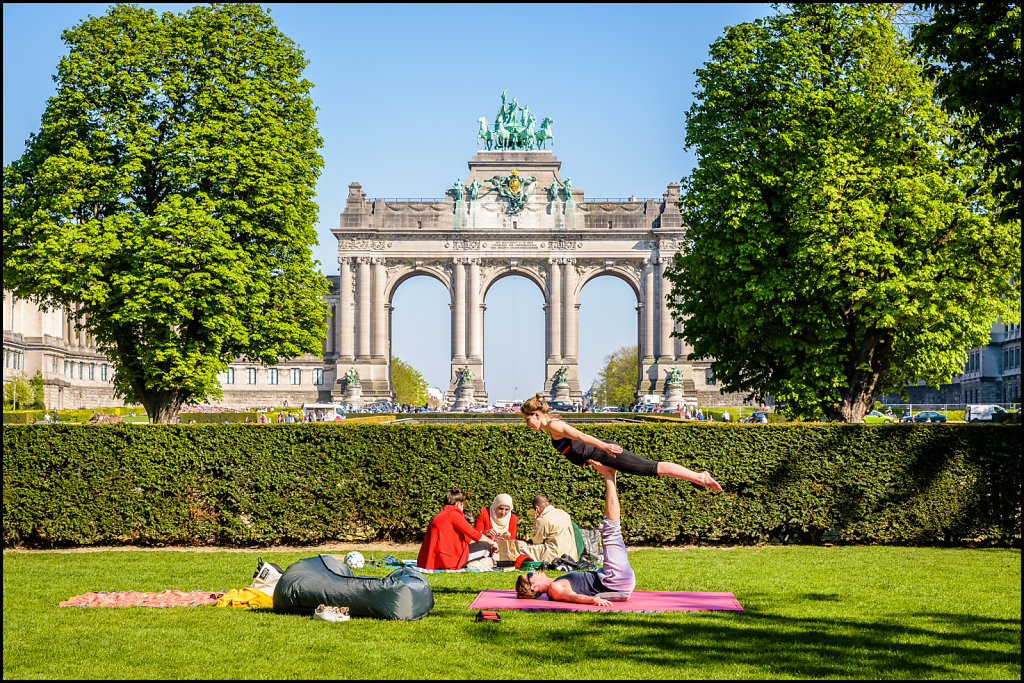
left=553, top=570, right=609, bottom=596
left=550, top=435, right=600, bottom=467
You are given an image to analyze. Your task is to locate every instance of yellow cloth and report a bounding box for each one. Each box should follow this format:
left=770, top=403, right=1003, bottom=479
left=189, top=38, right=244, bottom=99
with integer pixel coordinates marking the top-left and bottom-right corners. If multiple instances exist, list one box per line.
left=522, top=505, right=578, bottom=563
left=215, top=587, right=273, bottom=609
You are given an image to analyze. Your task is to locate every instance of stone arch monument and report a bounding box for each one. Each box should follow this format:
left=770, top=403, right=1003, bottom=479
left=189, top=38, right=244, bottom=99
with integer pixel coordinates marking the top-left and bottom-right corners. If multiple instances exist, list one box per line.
left=331, top=96, right=697, bottom=406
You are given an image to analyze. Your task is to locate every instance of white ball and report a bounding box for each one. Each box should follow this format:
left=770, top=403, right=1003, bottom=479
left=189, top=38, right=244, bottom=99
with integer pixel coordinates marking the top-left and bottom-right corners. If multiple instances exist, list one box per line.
left=344, top=551, right=365, bottom=569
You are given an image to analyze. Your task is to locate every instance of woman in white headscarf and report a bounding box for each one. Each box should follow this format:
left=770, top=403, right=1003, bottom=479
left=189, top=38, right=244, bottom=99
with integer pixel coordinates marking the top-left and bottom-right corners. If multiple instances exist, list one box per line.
left=473, top=493, right=518, bottom=539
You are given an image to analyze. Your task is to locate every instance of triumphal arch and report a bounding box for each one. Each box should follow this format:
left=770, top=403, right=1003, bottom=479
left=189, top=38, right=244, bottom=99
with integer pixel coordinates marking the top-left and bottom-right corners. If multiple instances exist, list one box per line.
left=330, top=94, right=698, bottom=406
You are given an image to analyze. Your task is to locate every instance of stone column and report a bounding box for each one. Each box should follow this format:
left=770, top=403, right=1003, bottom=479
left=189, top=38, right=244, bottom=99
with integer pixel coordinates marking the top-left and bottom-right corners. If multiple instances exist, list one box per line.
left=451, top=258, right=466, bottom=362
left=547, top=259, right=562, bottom=362
left=356, top=257, right=371, bottom=360
left=467, top=258, right=482, bottom=362
left=642, top=259, right=656, bottom=363
left=339, top=258, right=354, bottom=361
left=658, top=257, right=675, bottom=361
left=563, top=259, right=578, bottom=362
left=372, top=258, right=387, bottom=359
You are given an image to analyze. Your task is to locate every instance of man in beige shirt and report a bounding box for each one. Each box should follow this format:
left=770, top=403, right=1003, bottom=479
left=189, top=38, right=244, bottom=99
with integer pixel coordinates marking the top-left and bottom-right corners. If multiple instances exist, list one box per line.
left=519, top=494, right=578, bottom=563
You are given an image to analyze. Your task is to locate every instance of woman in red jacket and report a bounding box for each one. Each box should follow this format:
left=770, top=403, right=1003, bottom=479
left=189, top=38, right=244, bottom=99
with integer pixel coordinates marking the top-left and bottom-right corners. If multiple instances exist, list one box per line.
left=417, top=488, right=498, bottom=570
left=474, top=493, right=517, bottom=539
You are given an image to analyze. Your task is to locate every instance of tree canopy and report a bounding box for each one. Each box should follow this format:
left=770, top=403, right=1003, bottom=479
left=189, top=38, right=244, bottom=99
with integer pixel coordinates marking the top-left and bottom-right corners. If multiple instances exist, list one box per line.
left=912, top=2, right=1021, bottom=222
left=391, top=356, right=428, bottom=407
left=591, top=345, right=638, bottom=408
left=666, top=3, right=1020, bottom=422
left=2, top=4, right=328, bottom=423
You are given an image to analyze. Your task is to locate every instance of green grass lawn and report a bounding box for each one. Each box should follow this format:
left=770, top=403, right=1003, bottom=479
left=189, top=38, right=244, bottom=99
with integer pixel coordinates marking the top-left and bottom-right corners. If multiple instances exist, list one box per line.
left=2, top=546, right=1019, bottom=679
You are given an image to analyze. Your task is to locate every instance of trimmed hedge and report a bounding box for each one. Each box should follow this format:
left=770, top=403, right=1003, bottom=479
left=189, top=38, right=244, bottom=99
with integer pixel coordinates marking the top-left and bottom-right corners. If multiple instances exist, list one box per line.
left=2, top=423, right=1019, bottom=548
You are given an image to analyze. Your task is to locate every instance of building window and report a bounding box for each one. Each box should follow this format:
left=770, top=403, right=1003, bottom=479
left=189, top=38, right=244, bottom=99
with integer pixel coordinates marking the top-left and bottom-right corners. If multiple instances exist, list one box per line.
left=78, top=362, right=83, bottom=379
left=291, top=368, right=301, bottom=385
left=705, top=368, right=716, bottom=385
left=313, top=368, right=323, bottom=385
left=101, top=364, right=108, bottom=381
left=89, top=363, right=95, bottom=380
left=268, top=368, right=278, bottom=385
left=247, top=368, right=257, bottom=385
left=225, top=367, right=235, bottom=385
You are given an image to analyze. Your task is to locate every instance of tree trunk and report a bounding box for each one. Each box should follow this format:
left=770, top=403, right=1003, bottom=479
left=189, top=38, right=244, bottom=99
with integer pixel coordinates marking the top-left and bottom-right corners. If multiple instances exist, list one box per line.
left=138, top=390, right=189, bottom=424
left=826, top=327, right=893, bottom=423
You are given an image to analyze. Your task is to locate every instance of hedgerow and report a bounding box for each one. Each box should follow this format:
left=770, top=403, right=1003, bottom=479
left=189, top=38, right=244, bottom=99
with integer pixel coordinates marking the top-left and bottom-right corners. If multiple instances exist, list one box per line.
left=2, top=423, right=1019, bottom=548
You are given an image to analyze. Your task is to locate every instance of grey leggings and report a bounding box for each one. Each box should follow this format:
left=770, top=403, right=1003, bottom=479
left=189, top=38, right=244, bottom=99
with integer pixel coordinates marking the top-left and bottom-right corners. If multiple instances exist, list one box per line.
left=596, top=518, right=635, bottom=595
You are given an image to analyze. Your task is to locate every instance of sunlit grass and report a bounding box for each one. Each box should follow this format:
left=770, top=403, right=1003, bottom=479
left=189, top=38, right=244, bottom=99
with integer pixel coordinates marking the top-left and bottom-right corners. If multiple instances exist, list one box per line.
left=3, top=546, right=1019, bottom=679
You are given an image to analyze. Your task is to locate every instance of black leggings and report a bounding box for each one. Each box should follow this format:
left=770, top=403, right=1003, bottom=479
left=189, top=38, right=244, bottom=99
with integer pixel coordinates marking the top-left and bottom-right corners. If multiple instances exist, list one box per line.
left=578, top=441, right=660, bottom=477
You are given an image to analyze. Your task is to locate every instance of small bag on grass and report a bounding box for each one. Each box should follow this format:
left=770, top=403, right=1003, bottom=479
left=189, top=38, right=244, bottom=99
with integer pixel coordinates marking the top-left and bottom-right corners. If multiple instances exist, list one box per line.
left=251, top=557, right=286, bottom=595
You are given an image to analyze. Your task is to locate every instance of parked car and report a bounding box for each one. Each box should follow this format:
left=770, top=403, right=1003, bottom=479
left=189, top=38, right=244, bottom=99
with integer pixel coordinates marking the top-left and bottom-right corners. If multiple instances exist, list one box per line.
left=743, top=411, right=770, bottom=423
left=904, top=410, right=947, bottom=423
left=548, top=401, right=578, bottom=412
left=862, top=410, right=895, bottom=424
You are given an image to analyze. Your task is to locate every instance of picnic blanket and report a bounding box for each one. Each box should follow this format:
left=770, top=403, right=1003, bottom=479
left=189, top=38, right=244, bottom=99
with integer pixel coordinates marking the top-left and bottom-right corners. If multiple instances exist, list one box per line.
left=467, top=589, right=744, bottom=613
left=59, top=590, right=226, bottom=608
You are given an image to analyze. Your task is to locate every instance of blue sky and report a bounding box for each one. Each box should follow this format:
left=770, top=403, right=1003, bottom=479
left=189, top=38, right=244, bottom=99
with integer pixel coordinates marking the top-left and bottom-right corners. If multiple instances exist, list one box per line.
left=3, top=2, right=773, bottom=402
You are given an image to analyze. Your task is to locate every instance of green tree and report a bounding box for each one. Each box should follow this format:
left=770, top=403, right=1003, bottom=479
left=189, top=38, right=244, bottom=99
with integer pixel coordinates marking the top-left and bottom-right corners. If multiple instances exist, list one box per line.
left=912, top=2, right=1021, bottom=222
left=2, top=4, right=328, bottom=423
left=666, top=3, right=1020, bottom=422
left=391, top=356, right=428, bottom=407
left=592, top=345, right=638, bottom=408
left=3, top=373, right=33, bottom=411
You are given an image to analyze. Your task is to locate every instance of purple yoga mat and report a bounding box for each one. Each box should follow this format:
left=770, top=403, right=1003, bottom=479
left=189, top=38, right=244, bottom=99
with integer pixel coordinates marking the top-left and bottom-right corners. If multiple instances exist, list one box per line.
left=468, top=589, right=743, bottom=613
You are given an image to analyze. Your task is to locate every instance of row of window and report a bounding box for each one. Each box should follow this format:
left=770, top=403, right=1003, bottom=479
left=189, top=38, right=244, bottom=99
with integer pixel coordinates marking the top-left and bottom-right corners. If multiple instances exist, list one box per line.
left=220, top=367, right=324, bottom=386
left=1003, top=346, right=1021, bottom=370
left=4, top=349, right=24, bottom=370
left=61, top=360, right=109, bottom=381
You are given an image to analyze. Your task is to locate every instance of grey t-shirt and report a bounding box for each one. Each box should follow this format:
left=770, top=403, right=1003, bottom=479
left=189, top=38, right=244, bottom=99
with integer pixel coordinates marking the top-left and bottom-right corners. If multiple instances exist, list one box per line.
left=552, top=570, right=609, bottom=597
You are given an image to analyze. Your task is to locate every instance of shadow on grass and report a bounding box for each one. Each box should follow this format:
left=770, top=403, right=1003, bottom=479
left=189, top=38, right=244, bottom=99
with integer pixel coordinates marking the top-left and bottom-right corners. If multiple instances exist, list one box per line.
left=467, top=608, right=1020, bottom=677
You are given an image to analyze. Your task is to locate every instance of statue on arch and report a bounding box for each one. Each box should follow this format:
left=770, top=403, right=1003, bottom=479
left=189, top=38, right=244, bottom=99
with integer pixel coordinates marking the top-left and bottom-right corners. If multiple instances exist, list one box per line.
left=469, top=178, right=482, bottom=202
left=535, top=117, right=554, bottom=149
left=457, top=366, right=474, bottom=387
left=549, top=178, right=561, bottom=201
left=452, top=178, right=465, bottom=202
left=553, top=366, right=569, bottom=387
left=477, top=117, right=493, bottom=150
left=666, top=366, right=684, bottom=387
left=344, top=366, right=360, bottom=387
left=562, top=177, right=573, bottom=201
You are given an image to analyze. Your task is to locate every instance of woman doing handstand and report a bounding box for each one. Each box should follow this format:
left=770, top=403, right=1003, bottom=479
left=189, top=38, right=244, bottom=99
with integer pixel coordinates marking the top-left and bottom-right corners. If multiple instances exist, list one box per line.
left=521, top=393, right=722, bottom=490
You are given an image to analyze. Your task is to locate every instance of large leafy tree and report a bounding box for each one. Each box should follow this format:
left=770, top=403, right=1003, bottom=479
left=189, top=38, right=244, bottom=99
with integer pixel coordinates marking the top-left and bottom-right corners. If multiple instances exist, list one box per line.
left=391, top=356, right=428, bottom=407
left=666, top=3, right=1020, bottom=422
left=912, top=2, right=1021, bottom=222
left=3, top=4, right=328, bottom=423
left=591, top=345, right=639, bottom=408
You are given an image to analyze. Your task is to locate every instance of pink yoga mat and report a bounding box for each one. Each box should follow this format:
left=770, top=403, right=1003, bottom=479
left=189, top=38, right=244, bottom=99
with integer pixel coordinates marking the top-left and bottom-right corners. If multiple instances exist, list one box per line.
left=468, top=589, right=743, bottom=613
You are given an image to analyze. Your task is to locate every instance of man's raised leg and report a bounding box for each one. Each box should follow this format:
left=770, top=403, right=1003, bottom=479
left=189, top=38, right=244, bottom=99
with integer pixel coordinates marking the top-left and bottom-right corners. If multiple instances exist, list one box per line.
left=588, top=461, right=635, bottom=597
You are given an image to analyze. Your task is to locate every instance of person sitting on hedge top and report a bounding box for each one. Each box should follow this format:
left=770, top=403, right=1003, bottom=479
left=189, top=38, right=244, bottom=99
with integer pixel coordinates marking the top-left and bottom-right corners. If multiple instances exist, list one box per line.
left=474, top=493, right=517, bottom=540
left=417, top=487, right=499, bottom=570
left=520, top=393, right=722, bottom=489
left=516, top=461, right=633, bottom=606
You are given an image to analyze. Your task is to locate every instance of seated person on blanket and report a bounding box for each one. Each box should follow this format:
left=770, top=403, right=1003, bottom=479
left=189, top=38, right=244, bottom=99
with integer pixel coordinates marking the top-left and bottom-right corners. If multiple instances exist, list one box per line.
left=518, top=494, right=578, bottom=564
left=520, top=393, right=722, bottom=490
left=417, top=487, right=498, bottom=570
left=474, top=493, right=518, bottom=541
left=516, top=462, right=633, bottom=606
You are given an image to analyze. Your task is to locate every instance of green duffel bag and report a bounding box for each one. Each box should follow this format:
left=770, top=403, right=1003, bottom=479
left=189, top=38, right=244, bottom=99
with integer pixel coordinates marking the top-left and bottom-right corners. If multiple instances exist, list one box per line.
left=273, top=554, right=434, bottom=621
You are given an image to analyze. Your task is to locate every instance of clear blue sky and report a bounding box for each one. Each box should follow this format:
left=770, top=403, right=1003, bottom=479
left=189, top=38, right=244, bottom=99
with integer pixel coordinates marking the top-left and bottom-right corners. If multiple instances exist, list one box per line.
left=3, top=2, right=773, bottom=403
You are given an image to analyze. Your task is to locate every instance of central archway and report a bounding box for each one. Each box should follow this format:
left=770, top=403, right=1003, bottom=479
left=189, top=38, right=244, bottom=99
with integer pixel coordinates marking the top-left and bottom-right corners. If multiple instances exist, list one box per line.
left=483, top=273, right=545, bottom=404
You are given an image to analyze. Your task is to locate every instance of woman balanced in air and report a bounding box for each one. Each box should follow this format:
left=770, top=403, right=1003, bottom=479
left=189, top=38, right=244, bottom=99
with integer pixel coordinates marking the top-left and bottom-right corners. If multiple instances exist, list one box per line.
left=520, top=393, right=722, bottom=490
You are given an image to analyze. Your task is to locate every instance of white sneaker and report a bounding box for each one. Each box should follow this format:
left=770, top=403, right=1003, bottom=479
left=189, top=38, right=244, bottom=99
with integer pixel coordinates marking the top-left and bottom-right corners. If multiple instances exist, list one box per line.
left=312, top=604, right=350, bottom=622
